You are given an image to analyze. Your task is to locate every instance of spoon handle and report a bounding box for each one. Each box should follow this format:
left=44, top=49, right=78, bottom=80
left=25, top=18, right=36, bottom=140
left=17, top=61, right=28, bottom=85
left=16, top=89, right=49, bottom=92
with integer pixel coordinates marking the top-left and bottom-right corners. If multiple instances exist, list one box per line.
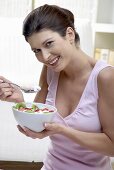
left=9, top=82, right=41, bottom=93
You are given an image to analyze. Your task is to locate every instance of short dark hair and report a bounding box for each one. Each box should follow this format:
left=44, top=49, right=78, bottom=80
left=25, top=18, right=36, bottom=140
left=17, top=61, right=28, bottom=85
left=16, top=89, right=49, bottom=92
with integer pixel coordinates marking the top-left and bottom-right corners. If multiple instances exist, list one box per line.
left=23, top=4, right=80, bottom=43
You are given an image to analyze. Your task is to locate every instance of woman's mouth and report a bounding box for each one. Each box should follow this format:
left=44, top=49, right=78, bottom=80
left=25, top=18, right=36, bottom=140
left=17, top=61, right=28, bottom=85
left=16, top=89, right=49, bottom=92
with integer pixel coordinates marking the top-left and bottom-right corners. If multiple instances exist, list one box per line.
left=48, top=56, right=60, bottom=66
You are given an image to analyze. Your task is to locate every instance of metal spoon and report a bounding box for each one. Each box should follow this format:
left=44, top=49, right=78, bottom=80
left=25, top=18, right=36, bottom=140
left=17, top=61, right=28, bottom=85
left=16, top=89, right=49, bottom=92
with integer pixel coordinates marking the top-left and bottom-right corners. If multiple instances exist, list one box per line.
left=8, top=82, right=41, bottom=93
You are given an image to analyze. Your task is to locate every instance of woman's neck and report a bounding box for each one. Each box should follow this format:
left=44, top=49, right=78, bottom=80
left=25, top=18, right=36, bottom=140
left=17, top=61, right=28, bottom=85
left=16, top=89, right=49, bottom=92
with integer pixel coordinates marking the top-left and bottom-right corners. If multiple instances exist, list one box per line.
left=63, top=49, right=95, bottom=80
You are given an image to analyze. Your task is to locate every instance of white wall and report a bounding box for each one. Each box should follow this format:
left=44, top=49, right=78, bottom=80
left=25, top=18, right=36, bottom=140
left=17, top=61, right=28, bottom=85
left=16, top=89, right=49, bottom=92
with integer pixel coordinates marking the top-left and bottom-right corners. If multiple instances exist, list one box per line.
left=0, top=18, right=43, bottom=88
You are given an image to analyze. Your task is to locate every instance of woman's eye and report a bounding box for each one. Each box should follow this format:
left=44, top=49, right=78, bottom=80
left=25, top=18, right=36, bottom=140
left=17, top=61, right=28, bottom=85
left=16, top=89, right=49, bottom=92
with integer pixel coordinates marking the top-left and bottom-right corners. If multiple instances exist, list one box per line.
left=46, top=41, right=53, bottom=47
left=33, top=49, right=40, bottom=54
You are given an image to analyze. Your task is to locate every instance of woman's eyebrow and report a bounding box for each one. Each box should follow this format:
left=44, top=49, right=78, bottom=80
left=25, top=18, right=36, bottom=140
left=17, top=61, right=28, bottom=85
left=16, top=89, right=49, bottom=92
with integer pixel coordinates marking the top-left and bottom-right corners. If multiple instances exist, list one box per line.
left=31, top=48, right=39, bottom=51
left=42, top=38, right=53, bottom=45
left=31, top=38, right=53, bottom=51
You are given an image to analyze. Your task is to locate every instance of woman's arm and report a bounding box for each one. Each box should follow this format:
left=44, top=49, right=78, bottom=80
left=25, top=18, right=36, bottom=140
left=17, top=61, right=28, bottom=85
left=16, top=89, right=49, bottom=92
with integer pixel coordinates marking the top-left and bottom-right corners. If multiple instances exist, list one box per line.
left=34, top=65, right=48, bottom=103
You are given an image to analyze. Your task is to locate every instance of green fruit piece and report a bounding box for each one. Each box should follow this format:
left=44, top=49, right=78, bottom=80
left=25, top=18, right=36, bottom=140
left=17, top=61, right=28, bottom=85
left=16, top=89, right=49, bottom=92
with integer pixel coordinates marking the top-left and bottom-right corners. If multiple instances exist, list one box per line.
left=15, top=103, right=26, bottom=109
left=25, top=110, right=34, bottom=113
left=32, top=104, right=39, bottom=111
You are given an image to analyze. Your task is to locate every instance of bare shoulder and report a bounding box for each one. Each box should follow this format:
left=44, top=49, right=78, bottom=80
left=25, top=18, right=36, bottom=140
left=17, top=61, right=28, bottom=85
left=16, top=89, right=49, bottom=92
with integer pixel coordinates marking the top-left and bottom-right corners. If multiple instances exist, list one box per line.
left=97, top=66, right=114, bottom=105
left=98, top=66, right=114, bottom=89
left=98, top=66, right=114, bottom=84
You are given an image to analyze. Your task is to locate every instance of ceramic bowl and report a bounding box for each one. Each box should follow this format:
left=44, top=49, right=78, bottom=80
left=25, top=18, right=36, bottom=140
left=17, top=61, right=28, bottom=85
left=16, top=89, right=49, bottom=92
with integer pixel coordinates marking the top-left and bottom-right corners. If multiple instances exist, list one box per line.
left=12, top=102, right=57, bottom=132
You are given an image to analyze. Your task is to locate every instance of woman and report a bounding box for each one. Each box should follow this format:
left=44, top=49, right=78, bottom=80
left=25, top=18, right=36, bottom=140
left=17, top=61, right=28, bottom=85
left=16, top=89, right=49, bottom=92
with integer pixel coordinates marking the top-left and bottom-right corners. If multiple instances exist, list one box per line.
left=0, top=4, right=114, bottom=170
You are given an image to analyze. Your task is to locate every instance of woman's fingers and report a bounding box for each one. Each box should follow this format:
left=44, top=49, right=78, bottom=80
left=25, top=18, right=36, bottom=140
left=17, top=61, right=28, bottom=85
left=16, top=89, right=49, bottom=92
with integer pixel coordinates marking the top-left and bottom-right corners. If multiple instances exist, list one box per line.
left=17, top=125, right=30, bottom=137
left=0, top=76, right=12, bottom=84
left=0, top=82, right=11, bottom=89
left=17, top=125, right=48, bottom=139
left=0, top=86, right=13, bottom=99
left=0, top=80, right=15, bottom=100
left=0, top=77, right=23, bottom=102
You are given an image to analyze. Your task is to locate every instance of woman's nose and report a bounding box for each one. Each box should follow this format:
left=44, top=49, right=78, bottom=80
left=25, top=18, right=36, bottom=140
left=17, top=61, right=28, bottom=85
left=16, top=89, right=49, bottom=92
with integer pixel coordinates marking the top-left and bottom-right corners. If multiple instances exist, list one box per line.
left=42, top=50, right=50, bottom=61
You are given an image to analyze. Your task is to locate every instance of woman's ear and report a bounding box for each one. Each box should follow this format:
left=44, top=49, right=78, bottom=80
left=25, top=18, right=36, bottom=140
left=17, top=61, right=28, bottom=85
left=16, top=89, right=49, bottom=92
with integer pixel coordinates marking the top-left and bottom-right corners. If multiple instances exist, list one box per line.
left=66, top=27, right=75, bottom=44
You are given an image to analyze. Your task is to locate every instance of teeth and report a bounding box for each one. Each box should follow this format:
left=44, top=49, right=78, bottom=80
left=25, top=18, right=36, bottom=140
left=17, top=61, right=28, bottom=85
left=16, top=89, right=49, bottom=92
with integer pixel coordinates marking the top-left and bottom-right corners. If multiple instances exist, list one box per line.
left=49, top=57, right=59, bottom=65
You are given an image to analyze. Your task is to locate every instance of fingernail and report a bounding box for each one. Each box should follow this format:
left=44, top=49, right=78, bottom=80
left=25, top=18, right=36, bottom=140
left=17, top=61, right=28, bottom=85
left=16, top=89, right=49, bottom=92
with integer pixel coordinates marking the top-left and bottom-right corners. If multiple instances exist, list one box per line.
left=44, top=123, right=47, bottom=127
left=44, top=123, right=50, bottom=127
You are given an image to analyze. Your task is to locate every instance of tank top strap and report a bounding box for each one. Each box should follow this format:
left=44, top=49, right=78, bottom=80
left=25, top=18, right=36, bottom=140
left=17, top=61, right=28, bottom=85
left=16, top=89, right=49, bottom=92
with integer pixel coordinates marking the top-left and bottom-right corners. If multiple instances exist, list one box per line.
left=93, top=60, right=111, bottom=74
left=85, top=60, right=112, bottom=99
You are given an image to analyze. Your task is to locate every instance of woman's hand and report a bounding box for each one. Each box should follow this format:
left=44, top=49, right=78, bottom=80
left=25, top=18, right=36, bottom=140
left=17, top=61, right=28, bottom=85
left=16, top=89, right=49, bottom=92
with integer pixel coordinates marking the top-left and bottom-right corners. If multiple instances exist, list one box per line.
left=0, top=76, right=24, bottom=103
left=17, top=123, right=65, bottom=139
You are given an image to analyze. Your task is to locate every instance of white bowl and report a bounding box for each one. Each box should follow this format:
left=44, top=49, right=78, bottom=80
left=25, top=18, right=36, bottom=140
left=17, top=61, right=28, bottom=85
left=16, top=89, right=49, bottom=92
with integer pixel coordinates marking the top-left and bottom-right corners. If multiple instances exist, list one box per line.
left=12, top=102, right=57, bottom=132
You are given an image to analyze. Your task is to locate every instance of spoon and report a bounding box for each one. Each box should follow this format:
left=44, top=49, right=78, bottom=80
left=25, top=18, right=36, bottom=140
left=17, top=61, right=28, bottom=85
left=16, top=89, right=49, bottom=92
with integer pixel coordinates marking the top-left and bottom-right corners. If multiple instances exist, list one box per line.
left=8, top=82, right=41, bottom=93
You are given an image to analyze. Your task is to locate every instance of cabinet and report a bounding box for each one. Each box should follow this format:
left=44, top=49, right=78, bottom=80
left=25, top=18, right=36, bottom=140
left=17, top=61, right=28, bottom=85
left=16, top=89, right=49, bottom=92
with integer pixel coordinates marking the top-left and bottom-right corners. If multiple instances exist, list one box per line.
left=93, top=0, right=114, bottom=64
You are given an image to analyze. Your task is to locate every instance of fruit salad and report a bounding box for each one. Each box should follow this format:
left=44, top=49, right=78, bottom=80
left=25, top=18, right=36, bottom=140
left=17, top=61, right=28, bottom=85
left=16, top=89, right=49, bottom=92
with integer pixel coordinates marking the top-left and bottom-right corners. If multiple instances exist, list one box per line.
left=13, top=103, right=54, bottom=114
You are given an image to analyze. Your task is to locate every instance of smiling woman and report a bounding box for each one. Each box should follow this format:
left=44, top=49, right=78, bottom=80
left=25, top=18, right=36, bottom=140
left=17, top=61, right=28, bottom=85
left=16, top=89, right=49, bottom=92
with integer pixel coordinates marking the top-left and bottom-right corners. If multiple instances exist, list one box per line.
left=0, top=3, right=114, bottom=170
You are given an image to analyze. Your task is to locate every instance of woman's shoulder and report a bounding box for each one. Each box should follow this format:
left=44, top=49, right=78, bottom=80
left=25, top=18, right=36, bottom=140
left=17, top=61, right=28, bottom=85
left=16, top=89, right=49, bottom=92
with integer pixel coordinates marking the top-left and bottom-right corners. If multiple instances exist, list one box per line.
left=98, top=66, right=114, bottom=83
left=97, top=66, right=114, bottom=95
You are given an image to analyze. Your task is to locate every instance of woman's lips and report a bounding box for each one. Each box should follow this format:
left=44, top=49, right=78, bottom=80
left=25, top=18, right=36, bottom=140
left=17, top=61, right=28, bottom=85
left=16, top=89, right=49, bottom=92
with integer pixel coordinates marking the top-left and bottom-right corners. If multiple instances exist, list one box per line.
left=48, top=56, right=60, bottom=66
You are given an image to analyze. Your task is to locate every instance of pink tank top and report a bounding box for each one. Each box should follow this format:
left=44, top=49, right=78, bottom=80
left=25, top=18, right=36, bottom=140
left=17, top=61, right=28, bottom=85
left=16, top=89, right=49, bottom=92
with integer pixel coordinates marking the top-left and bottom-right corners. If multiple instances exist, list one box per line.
left=41, top=60, right=112, bottom=170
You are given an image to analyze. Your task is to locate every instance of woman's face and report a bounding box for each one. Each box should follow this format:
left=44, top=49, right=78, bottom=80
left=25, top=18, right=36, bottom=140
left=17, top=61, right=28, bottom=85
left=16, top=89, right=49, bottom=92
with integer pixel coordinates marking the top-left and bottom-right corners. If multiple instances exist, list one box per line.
left=27, top=28, right=75, bottom=72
